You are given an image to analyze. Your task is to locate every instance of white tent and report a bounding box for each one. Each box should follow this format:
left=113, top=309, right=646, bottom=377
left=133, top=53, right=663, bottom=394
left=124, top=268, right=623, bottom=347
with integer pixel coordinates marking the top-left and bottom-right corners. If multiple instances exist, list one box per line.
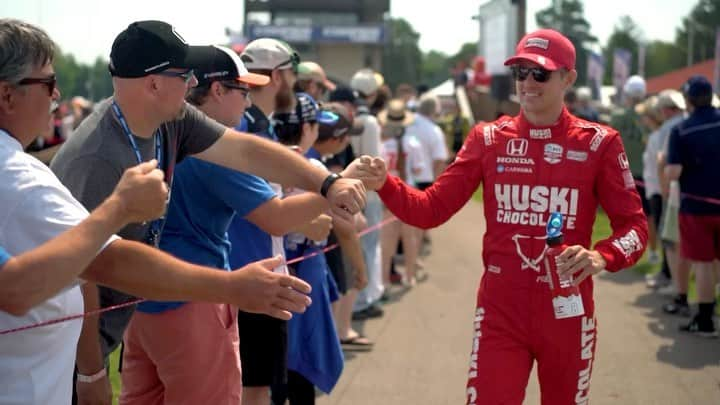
left=426, top=79, right=455, bottom=98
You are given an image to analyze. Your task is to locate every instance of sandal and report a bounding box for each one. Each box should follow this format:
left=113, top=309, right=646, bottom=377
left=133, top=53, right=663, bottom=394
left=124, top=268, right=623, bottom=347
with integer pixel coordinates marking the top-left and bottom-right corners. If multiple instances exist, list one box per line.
left=340, top=334, right=374, bottom=351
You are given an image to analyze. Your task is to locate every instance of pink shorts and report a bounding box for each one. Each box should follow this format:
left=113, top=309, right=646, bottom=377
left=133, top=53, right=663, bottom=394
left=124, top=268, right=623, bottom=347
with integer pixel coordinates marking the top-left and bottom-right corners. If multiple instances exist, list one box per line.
left=119, top=302, right=241, bottom=405
left=680, top=214, right=720, bottom=262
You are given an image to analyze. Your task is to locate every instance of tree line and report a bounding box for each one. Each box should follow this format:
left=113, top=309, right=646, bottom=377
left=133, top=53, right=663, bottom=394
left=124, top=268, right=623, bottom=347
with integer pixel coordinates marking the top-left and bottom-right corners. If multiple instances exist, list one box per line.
left=385, top=0, right=718, bottom=91
left=52, top=0, right=718, bottom=101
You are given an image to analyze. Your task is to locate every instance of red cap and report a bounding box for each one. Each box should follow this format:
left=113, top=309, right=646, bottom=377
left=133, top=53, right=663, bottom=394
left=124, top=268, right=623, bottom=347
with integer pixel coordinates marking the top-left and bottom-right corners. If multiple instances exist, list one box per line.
left=504, top=29, right=575, bottom=71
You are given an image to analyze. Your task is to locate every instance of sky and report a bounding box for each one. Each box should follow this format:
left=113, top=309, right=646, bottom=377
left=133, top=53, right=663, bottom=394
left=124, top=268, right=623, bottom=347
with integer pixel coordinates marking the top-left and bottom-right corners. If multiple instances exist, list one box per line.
left=0, top=0, right=697, bottom=64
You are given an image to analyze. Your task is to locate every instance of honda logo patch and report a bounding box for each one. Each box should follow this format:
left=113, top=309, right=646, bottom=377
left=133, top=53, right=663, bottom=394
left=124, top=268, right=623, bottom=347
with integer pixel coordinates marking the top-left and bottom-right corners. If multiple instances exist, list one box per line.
left=506, top=138, right=529, bottom=157
left=617, top=152, right=630, bottom=170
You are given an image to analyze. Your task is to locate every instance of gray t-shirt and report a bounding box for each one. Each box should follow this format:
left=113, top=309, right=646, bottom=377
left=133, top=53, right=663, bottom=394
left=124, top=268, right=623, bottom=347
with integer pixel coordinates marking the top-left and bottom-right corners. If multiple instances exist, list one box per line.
left=51, top=98, right=225, bottom=356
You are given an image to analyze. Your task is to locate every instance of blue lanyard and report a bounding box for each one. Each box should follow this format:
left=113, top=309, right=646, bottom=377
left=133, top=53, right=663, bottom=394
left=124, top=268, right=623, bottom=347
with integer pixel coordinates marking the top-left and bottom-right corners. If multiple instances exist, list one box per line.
left=111, top=100, right=162, bottom=166
left=110, top=100, right=167, bottom=247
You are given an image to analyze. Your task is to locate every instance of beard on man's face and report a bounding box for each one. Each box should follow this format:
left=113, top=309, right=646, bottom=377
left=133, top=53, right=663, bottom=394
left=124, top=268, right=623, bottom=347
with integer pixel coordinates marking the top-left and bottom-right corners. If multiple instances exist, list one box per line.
left=275, top=79, right=294, bottom=111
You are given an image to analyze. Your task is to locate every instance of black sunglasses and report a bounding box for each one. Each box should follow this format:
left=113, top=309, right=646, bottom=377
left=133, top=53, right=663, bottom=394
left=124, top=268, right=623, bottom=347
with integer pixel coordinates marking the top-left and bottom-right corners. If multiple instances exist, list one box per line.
left=511, top=66, right=553, bottom=83
left=18, top=74, right=57, bottom=96
left=157, top=69, right=195, bottom=84
left=221, top=82, right=250, bottom=97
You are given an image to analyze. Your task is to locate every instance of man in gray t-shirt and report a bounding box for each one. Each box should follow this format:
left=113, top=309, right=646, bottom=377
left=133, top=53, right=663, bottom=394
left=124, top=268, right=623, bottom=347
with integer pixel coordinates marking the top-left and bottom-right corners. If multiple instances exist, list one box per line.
left=51, top=20, right=371, bottom=404
left=52, top=99, right=225, bottom=357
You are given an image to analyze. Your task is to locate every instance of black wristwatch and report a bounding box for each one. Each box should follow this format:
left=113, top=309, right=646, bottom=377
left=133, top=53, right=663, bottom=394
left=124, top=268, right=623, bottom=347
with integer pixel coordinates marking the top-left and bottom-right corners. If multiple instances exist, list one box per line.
left=320, top=173, right=342, bottom=198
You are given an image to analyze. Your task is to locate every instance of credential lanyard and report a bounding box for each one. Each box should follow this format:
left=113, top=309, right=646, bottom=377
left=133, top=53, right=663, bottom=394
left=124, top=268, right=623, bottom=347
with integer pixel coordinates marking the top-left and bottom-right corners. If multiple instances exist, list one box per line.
left=111, top=100, right=166, bottom=247
left=111, top=101, right=162, bottom=166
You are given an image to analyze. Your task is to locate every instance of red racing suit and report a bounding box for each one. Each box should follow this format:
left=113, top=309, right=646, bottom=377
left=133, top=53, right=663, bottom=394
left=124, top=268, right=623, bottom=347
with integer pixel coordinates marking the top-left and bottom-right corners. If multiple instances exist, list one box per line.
left=377, top=108, right=648, bottom=405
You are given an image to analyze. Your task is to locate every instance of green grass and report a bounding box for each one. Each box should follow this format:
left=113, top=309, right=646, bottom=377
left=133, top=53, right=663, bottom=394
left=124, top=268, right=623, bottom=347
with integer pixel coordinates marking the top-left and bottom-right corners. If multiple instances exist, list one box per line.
left=472, top=187, right=483, bottom=202
left=109, top=349, right=121, bottom=404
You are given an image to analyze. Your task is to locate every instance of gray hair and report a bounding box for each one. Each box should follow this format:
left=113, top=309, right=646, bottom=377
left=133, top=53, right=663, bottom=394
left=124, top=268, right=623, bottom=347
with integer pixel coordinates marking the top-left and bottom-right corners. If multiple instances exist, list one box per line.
left=417, top=94, right=440, bottom=117
left=0, top=19, right=56, bottom=84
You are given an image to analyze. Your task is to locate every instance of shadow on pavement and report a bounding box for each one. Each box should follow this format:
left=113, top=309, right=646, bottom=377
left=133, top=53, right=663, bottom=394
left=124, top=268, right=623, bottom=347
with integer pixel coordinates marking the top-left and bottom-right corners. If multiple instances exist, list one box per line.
left=632, top=280, right=720, bottom=369
left=600, top=266, right=720, bottom=369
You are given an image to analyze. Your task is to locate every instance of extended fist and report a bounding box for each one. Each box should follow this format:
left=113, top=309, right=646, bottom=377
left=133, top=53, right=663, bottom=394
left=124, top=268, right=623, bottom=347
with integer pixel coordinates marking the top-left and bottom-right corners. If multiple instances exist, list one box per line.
left=111, top=160, right=168, bottom=223
left=325, top=176, right=366, bottom=221
left=343, top=155, right=387, bottom=191
left=301, top=214, right=333, bottom=242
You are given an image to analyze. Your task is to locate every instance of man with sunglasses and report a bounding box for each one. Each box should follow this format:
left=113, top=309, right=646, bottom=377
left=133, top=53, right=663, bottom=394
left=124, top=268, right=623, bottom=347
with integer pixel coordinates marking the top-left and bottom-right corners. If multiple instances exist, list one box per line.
left=227, top=38, right=321, bottom=405
left=115, top=45, right=336, bottom=404
left=49, top=21, right=368, bottom=405
left=359, top=29, right=648, bottom=404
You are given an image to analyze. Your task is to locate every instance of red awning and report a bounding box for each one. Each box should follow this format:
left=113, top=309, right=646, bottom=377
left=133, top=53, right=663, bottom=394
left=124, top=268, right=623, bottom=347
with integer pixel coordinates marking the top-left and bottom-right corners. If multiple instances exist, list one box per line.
left=646, top=59, right=716, bottom=94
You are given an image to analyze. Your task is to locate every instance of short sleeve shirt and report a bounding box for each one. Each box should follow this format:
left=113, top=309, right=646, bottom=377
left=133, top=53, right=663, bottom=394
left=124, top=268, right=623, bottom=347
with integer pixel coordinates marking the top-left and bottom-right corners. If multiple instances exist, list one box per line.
left=0, top=131, right=97, bottom=404
left=50, top=98, right=226, bottom=356
left=139, top=157, right=276, bottom=313
left=227, top=106, right=288, bottom=274
left=409, top=114, right=449, bottom=183
left=666, top=106, right=720, bottom=215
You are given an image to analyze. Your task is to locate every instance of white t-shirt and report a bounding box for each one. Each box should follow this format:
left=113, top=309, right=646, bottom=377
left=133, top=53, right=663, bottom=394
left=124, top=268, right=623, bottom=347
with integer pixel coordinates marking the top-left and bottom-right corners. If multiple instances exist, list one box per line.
left=350, top=112, right=382, bottom=204
left=408, top=114, right=448, bottom=183
left=268, top=182, right=289, bottom=275
left=284, top=158, right=328, bottom=250
left=350, top=113, right=381, bottom=158
left=643, top=113, right=684, bottom=198
left=381, top=135, right=425, bottom=186
left=0, top=131, right=104, bottom=404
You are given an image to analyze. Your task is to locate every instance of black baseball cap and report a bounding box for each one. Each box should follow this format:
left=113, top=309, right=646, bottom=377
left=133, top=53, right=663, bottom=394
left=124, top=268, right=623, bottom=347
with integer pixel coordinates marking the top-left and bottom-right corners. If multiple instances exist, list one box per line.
left=328, top=86, right=358, bottom=104
left=193, top=45, right=270, bottom=87
left=318, top=102, right=364, bottom=140
left=683, top=75, right=713, bottom=98
left=109, top=20, right=210, bottom=78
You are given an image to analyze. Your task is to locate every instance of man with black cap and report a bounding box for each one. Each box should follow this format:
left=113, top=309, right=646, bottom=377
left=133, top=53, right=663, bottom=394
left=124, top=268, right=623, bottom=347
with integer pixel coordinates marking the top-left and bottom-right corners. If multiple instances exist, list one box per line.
left=665, top=75, right=720, bottom=337
left=116, top=45, right=334, bottom=405
left=357, top=29, right=648, bottom=403
left=50, top=21, right=367, bottom=404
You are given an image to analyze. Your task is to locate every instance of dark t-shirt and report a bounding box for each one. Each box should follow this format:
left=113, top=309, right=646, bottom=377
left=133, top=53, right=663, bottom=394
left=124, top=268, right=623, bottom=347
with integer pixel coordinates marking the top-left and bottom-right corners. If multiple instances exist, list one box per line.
left=323, top=143, right=356, bottom=171
left=51, top=98, right=225, bottom=356
left=666, top=106, right=720, bottom=215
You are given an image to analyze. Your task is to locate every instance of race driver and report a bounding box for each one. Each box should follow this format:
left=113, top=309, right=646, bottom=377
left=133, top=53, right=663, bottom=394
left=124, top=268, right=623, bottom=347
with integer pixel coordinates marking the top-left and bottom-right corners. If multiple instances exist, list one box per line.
left=356, top=29, right=648, bottom=404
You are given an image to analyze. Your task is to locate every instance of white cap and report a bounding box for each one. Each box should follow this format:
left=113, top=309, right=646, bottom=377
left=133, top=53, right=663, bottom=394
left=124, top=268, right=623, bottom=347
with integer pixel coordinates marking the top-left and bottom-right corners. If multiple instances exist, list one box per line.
left=623, top=75, right=646, bottom=99
left=576, top=87, right=591, bottom=102
left=240, top=38, right=297, bottom=71
left=350, top=68, right=380, bottom=96
left=655, top=89, right=686, bottom=111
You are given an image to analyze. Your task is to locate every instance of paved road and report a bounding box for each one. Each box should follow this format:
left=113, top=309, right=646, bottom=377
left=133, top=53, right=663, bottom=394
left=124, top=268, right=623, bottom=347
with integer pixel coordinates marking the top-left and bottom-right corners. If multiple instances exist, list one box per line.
left=317, top=201, right=720, bottom=404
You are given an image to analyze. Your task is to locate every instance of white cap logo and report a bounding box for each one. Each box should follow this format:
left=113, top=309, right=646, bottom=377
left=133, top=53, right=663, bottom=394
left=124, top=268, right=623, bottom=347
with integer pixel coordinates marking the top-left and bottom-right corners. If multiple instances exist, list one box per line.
left=526, top=37, right=549, bottom=50
left=171, top=27, right=188, bottom=45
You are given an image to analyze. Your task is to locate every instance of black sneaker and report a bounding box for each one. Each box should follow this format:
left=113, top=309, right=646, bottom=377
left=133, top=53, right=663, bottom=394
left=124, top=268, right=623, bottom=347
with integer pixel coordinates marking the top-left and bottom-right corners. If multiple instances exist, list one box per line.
left=352, top=304, right=384, bottom=320
left=662, top=299, right=691, bottom=317
left=679, top=316, right=719, bottom=338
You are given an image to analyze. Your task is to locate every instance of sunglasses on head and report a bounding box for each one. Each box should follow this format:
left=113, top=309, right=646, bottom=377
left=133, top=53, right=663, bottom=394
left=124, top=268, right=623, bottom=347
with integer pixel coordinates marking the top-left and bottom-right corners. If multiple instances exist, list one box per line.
left=157, top=68, right=195, bottom=84
left=317, top=110, right=339, bottom=126
left=273, top=52, right=300, bottom=74
left=18, top=74, right=57, bottom=96
left=510, top=66, right=553, bottom=83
